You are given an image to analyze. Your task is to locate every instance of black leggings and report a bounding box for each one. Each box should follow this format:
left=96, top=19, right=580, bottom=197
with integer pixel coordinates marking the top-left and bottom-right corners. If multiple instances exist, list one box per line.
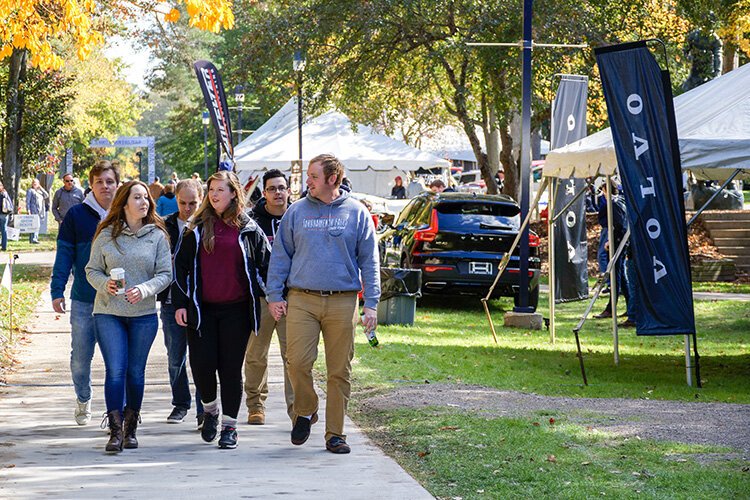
left=187, top=301, right=251, bottom=419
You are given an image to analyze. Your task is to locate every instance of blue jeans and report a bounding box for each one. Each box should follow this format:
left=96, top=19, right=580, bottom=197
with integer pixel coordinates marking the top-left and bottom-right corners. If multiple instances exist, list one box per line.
left=160, top=303, right=202, bottom=414
left=0, top=213, right=7, bottom=250
left=94, top=313, right=158, bottom=413
left=597, top=228, right=609, bottom=276
left=625, top=255, right=637, bottom=322
left=70, top=300, right=97, bottom=403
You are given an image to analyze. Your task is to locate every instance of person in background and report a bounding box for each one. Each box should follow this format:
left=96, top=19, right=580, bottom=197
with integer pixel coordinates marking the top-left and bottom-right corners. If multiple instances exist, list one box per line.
left=156, top=183, right=178, bottom=217
left=391, top=176, right=406, bottom=199
left=169, top=172, right=179, bottom=185
left=406, top=177, right=426, bottom=197
left=429, top=179, right=447, bottom=193
left=51, top=160, right=119, bottom=426
left=192, top=173, right=201, bottom=181
left=172, top=171, right=270, bottom=450
left=85, top=180, right=172, bottom=453
left=0, top=181, right=14, bottom=251
left=244, top=169, right=294, bottom=426
left=52, top=173, right=84, bottom=225
left=149, top=176, right=164, bottom=201
left=158, top=179, right=205, bottom=427
left=26, top=178, right=49, bottom=244
left=267, top=154, right=380, bottom=455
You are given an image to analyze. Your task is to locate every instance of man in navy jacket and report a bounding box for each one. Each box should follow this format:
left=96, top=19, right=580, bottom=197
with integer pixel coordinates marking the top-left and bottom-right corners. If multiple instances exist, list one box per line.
left=50, top=161, right=119, bottom=425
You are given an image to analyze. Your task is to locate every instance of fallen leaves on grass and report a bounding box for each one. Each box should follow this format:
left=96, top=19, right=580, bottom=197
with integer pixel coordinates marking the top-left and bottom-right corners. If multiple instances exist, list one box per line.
left=439, top=426, right=460, bottom=431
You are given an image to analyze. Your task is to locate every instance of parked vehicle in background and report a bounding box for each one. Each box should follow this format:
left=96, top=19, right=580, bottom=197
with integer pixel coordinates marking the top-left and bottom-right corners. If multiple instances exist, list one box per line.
left=378, top=192, right=541, bottom=309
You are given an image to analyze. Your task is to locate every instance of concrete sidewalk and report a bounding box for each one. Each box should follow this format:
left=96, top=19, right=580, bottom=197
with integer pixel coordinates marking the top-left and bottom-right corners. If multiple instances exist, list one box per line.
left=0, top=259, right=432, bottom=498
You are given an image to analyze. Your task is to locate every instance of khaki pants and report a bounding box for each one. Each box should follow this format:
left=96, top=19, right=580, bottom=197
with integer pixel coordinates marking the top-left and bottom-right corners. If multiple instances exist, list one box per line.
left=244, top=297, right=294, bottom=419
left=285, top=289, right=358, bottom=441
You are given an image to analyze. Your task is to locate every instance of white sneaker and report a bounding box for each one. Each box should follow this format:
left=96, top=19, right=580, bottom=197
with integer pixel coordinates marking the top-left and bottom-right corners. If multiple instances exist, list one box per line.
left=75, top=399, right=92, bottom=425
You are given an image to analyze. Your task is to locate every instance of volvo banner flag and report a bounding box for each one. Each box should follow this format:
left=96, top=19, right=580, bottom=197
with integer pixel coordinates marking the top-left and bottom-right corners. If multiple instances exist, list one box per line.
left=596, top=41, right=695, bottom=336
left=551, top=76, right=589, bottom=303
left=194, top=60, right=234, bottom=162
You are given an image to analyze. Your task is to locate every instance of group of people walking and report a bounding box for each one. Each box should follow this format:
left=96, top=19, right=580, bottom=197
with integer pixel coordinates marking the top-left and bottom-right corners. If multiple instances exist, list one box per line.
left=51, top=154, right=380, bottom=454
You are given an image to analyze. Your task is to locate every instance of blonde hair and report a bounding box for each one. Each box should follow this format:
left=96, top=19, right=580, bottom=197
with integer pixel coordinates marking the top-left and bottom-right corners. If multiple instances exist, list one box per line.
left=190, top=171, right=246, bottom=253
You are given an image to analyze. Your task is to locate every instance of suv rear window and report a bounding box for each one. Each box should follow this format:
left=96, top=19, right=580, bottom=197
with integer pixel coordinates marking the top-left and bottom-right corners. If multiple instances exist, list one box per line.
left=436, top=201, right=520, bottom=230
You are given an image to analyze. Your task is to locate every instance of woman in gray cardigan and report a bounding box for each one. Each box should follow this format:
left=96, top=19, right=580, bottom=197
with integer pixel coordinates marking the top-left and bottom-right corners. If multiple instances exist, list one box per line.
left=86, top=180, right=172, bottom=453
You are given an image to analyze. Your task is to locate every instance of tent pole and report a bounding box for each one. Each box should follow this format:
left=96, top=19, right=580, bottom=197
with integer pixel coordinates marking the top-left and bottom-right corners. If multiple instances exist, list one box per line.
left=684, top=334, right=693, bottom=386
left=692, top=332, right=701, bottom=388
left=482, top=177, right=549, bottom=340
left=605, top=176, right=619, bottom=365
left=548, top=180, right=556, bottom=343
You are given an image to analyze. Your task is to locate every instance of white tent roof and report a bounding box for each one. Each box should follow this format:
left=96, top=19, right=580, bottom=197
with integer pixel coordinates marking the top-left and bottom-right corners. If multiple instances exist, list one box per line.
left=544, top=63, right=750, bottom=180
left=234, top=99, right=451, bottom=171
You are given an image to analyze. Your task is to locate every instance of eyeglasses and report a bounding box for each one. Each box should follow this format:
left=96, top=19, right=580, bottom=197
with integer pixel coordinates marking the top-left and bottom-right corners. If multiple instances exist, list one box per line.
left=64, top=179, right=74, bottom=183
left=265, top=186, right=288, bottom=193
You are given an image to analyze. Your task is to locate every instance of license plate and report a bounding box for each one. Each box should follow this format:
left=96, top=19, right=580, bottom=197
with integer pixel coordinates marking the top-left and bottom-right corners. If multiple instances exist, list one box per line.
left=469, top=262, right=493, bottom=275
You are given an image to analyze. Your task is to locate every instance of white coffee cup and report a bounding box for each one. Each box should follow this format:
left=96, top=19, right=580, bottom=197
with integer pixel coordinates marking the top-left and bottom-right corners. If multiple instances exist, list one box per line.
left=110, top=268, right=126, bottom=295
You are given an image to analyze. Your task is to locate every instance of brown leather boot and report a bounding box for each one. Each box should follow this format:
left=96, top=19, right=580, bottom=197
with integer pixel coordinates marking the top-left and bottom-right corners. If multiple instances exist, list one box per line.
left=123, top=407, right=140, bottom=449
left=104, top=410, right=124, bottom=453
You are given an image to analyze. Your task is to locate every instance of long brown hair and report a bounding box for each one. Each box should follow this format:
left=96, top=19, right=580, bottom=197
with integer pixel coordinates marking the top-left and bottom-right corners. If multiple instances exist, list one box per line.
left=190, top=171, right=246, bottom=253
left=94, top=180, right=167, bottom=247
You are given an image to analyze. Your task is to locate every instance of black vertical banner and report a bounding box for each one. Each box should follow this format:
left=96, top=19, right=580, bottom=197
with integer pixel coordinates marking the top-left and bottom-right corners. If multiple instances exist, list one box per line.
left=552, top=76, right=589, bottom=303
left=596, top=42, right=695, bottom=336
left=194, top=60, right=234, bottom=162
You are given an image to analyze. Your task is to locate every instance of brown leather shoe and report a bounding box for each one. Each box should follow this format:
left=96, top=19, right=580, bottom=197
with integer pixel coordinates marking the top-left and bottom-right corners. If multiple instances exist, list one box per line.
left=123, top=407, right=140, bottom=449
left=594, top=309, right=612, bottom=319
left=103, top=410, right=124, bottom=453
left=618, top=319, right=636, bottom=328
left=247, top=411, right=265, bottom=425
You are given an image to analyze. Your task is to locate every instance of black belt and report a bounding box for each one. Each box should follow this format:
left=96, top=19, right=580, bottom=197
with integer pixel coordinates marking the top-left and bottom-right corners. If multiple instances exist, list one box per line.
left=293, top=288, right=358, bottom=297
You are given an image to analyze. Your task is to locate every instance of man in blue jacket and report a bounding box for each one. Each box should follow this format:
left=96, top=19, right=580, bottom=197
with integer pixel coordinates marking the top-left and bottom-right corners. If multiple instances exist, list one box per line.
left=50, top=160, right=119, bottom=425
left=267, top=154, right=380, bottom=454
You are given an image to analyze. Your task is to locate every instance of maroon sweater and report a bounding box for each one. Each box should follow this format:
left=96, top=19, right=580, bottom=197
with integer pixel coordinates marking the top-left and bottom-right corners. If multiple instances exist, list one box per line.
left=200, top=218, right=250, bottom=304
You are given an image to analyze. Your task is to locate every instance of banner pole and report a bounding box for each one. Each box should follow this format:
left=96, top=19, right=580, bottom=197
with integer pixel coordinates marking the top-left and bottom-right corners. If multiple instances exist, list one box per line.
left=605, top=176, right=619, bottom=365
left=548, top=180, right=556, bottom=343
left=684, top=334, right=692, bottom=386
left=692, top=332, right=701, bottom=388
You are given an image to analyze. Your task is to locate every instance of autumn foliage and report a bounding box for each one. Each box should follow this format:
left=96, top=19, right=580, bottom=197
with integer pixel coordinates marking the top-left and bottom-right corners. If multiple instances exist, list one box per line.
left=0, top=0, right=235, bottom=71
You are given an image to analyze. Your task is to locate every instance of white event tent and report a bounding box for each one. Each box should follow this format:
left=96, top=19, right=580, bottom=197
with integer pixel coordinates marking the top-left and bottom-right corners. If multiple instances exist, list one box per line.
left=234, top=99, right=451, bottom=197
left=544, top=62, right=750, bottom=180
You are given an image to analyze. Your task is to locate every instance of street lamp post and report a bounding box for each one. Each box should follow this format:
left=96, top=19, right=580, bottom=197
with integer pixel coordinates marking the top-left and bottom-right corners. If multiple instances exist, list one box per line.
left=202, top=111, right=210, bottom=179
left=234, top=85, right=245, bottom=144
left=293, top=50, right=306, bottom=163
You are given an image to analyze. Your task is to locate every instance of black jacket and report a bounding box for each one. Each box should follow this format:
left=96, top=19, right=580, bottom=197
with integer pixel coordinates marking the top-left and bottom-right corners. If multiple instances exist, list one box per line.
left=171, top=212, right=271, bottom=334
left=251, top=199, right=284, bottom=245
left=157, top=212, right=182, bottom=303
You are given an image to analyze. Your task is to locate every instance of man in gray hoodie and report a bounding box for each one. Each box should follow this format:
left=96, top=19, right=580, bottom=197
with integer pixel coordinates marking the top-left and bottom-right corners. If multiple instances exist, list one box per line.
left=267, top=154, right=380, bottom=455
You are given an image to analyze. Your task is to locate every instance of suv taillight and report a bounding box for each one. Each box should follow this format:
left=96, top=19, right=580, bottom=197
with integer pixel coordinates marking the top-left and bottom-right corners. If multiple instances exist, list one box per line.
left=414, top=209, right=439, bottom=242
left=529, top=232, right=540, bottom=247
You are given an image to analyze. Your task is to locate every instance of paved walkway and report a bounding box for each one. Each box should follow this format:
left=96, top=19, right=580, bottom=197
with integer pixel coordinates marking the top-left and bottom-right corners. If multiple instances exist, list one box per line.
left=0, top=253, right=432, bottom=499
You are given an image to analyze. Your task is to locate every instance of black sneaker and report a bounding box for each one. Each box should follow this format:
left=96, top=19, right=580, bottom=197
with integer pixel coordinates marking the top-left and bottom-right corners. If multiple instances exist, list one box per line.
left=167, top=407, right=188, bottom=423
left=291, top=412, right=317, bottom=445
left=201, top=413, right=219, bottom=442
left=196, top=413, right=205, bottom=431
left=326, top=436, right=351, bottom=454
left=218, top=426, right=238, bottom=449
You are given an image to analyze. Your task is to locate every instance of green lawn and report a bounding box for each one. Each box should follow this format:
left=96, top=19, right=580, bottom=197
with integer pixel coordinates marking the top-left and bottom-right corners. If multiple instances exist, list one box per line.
left=0, top=264, right=53, bottom=374
left=337, top=292, right=750, bottom=498
left=539, top=275, right=750, bottom=294
left=4, top=219, right=59, bottom=253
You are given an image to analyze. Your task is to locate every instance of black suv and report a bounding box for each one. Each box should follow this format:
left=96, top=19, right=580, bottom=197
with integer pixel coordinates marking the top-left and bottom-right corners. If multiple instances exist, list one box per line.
left=379, top=192, right=541, bottom=308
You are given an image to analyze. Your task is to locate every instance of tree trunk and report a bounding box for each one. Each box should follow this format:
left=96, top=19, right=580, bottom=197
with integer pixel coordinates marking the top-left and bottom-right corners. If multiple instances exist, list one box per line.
left=2, top=49, right=27, bottom=206
left=722, top=37, right=737, bottom=74
left=483, top=107, right=500, bottom=195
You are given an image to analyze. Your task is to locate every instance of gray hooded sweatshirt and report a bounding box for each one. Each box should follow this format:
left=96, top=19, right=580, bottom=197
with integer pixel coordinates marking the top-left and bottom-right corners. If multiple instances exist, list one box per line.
left=86, top=223, right=172, bottom=317
left=266, top=190, right=381, bottom=309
